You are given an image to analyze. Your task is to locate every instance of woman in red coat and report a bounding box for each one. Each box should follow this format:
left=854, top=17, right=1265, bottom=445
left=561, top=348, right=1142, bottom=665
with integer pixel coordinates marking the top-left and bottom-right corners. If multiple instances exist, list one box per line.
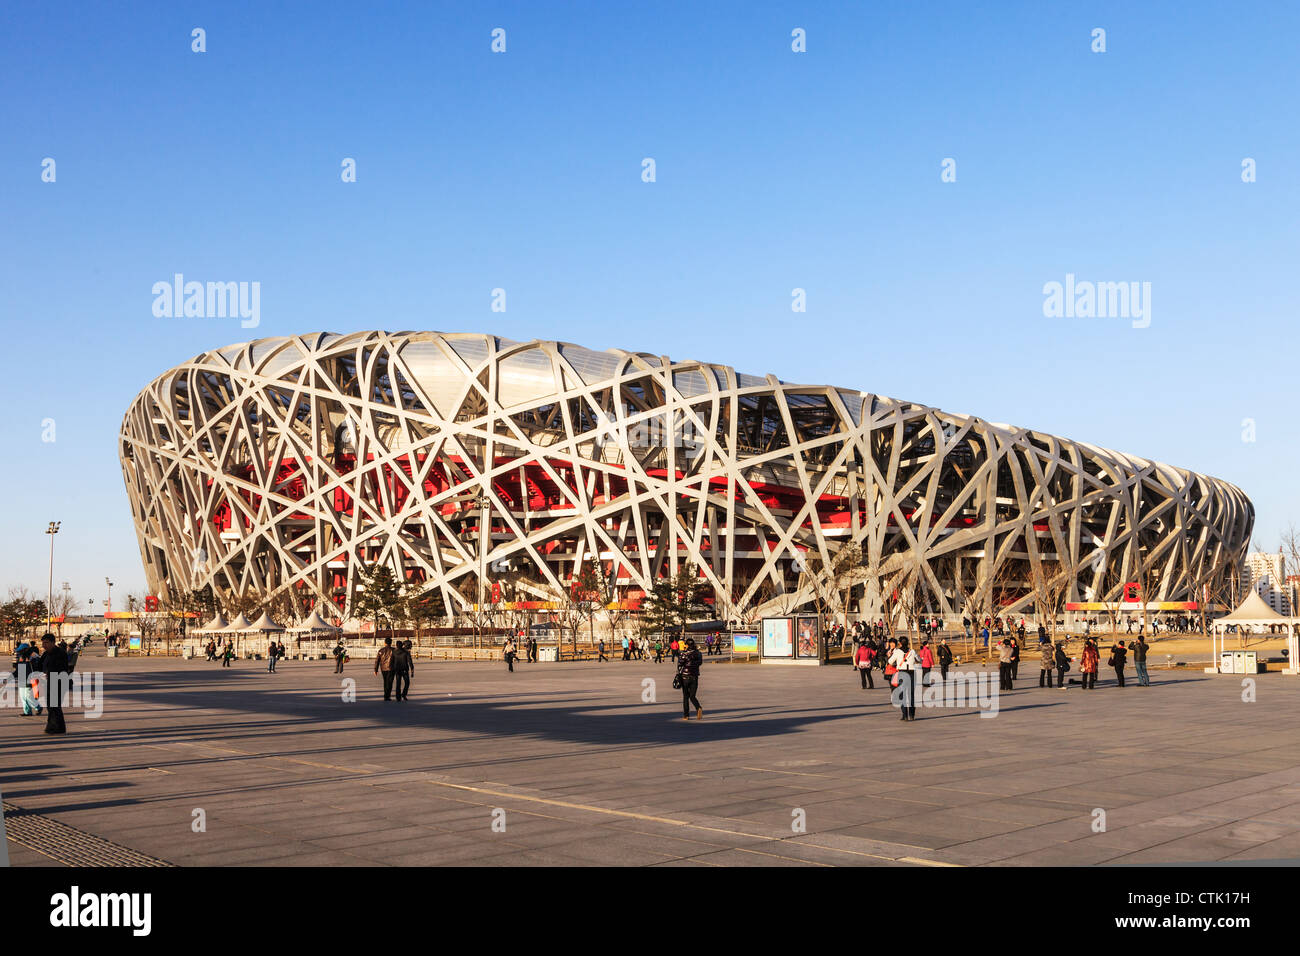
left=1080, top=639, right=1100, bottom=690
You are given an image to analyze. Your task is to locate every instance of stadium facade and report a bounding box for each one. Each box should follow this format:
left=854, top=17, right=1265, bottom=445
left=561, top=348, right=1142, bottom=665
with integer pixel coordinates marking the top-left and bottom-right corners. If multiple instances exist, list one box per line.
left=119, top=331, right=1253, bottom=624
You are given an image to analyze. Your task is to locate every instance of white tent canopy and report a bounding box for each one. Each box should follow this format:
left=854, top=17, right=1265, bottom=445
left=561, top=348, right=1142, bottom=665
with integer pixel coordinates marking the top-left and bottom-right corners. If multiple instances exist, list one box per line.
left=223, top=612, right=255, bottom=633
left=290, top=609, right=342, bottom=633
left=1208, top=590, right=1299, bottom=675
left=196, top=613, right=228, bottom=634
left=249, top=612, right=285, bottom=632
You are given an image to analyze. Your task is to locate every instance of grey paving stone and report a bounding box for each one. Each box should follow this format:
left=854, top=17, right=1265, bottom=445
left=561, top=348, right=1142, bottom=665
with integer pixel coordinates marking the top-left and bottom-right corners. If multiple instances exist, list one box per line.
left=7, top=656, right=1300, bottom=867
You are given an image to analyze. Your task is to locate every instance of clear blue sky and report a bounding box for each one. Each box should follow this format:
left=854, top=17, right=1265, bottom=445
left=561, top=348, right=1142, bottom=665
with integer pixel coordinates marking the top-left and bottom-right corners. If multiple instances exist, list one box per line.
left=1, top=0, right=1296, bottom=608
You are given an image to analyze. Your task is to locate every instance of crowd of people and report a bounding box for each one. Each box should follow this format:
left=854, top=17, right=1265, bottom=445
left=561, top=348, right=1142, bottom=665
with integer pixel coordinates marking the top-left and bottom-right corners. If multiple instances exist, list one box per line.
left=595, top=632, right=728, bottom=663
left=849, top=624, right=1153, bottom=718
left=202, top=638, right=291, bottom=671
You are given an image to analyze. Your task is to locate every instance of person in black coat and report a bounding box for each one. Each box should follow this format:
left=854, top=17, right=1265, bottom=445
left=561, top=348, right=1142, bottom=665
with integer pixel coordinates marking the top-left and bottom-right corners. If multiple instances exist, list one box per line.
left=1110, top=640, right=1128, bottom=688
left=936, top=638, right=953, bottom=681
left=1054, top=641, right=1069, bottom=689
left=676, top=637, right=704, bottom=720
left=392, top=640, right=413, bottom=700
left=40, top=633, right=69, bottom=735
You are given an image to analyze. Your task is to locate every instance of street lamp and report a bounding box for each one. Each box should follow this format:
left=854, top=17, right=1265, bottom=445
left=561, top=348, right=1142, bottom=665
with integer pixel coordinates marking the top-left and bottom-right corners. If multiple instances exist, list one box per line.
left=45, top=522, right=60, bottom=631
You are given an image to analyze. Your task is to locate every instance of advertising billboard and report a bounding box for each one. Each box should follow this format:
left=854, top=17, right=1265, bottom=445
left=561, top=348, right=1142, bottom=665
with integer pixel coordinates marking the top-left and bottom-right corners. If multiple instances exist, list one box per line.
left=761, top=617, right=794, bottom=657
left=795, top=616, right=821, bottom=659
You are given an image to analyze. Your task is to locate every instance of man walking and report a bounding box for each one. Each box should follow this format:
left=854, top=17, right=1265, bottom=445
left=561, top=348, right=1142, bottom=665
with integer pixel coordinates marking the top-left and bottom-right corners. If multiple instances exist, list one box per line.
left=393, top=640, right=413, bottom=700
left=374, top=637, right=396, bottom=700
left=333, top=640, right=347, bottom=673
left=268, top=640, right=278, bottom=673
left=1039, top=638, right=1055, bottom=687
left=597, top=638, right=607, bottom=662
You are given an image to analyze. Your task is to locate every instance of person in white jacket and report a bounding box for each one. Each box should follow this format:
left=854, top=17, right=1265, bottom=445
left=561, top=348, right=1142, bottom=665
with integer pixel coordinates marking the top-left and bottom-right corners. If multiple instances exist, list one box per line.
left=889, top=638, right=921, bottom=720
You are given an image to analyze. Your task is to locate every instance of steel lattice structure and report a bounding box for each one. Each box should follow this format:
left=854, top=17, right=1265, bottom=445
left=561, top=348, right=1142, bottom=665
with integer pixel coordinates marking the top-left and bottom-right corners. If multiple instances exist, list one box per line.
left=119, top=331, right=1253, bottom=622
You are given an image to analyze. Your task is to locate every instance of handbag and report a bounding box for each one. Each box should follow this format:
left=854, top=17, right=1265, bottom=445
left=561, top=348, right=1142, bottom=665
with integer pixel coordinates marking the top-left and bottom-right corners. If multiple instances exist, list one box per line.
left=671, top=673, right=683, bottom=690
left=1107, top=655, right=1115, bottom=667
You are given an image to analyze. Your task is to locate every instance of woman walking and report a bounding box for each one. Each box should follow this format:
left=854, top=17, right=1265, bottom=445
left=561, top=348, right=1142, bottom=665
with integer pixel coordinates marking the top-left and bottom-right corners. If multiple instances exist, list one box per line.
left=854, top=639, right=875, bottom=689
left=676, top=637, right=703, bottom=720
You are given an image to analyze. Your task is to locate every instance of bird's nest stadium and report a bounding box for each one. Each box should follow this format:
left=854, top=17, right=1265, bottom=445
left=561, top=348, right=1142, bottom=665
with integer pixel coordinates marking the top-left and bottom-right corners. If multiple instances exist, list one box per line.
left=119, top=331, right=1253, bottom=625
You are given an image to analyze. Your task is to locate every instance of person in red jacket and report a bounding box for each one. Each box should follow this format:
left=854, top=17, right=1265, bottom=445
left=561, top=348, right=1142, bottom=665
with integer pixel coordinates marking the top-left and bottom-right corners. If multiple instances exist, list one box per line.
left=919, top=640, right=935, bottom=683
left=1080, top=638, right=1100, bottom=690
left=854, top=640, right=875, bottom=689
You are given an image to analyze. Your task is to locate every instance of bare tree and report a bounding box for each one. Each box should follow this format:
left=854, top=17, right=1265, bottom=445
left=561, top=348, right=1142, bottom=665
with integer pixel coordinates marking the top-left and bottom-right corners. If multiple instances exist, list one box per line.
left=1030, top=560, right=1074, bottom=642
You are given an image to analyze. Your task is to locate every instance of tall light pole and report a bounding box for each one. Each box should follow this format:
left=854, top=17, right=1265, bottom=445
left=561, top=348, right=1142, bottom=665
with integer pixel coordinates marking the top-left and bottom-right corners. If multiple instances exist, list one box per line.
left=105, top=577, right=114, bottom=640
left=61, top=581, right=71, bottom=637
left=45, top=522, right=60, bottom=632
left=476, top=492, right=491, bottom=649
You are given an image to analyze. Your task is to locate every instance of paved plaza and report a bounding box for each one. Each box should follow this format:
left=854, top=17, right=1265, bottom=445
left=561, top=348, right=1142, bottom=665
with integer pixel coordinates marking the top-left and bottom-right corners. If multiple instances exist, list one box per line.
left=4, top=654, right=1300, bottom=867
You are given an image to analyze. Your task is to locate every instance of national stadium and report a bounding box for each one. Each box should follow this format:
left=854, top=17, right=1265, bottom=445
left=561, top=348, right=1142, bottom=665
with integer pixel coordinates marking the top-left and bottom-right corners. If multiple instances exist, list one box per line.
left=118, top=332, right=1253, bottom=624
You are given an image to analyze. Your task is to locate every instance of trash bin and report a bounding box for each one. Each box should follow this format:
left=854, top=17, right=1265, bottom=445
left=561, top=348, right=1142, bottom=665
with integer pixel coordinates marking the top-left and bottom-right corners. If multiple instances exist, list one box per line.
left=1220, top=652, right=1237, bottom=673
left=1240, top=651, right=1258, bottom=674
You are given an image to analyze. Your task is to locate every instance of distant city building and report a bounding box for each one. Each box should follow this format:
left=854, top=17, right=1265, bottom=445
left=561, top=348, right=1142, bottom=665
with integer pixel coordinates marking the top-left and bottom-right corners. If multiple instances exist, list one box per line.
left=1241, top=551, right=1292, bottom=615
